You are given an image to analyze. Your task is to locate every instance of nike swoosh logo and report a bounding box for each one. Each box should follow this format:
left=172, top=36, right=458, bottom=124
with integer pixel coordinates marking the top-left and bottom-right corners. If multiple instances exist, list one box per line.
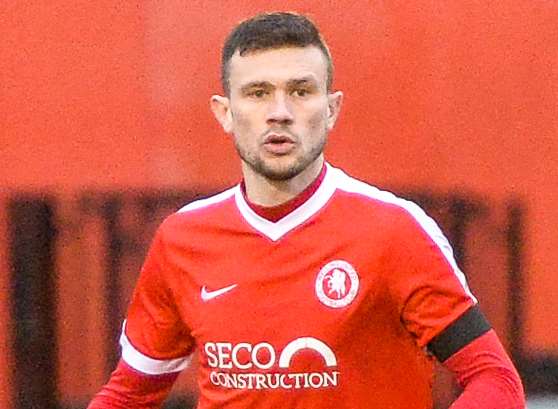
left=201, top=284, right=238, bottom=302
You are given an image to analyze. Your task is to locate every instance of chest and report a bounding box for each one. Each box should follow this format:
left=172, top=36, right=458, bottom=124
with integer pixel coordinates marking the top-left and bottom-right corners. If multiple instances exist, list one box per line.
left=168, top=224, right=395, bottom=349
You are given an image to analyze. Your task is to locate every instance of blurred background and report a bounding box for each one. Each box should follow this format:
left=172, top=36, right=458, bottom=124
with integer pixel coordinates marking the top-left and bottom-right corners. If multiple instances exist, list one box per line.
left=1, top=1, right=557, bottom=408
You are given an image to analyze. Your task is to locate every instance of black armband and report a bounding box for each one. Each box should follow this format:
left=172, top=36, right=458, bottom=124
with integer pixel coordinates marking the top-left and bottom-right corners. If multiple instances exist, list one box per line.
left=427, top=304, right=491, bottom=362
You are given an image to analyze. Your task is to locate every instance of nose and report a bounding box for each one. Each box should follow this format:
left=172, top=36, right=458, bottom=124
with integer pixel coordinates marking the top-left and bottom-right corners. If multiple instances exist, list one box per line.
left=266, top=92, right=294, bottom=125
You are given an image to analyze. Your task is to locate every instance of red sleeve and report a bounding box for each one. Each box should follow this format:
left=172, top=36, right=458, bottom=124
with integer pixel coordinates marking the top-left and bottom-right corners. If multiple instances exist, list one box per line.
left=385, top=207, right=475, bottom=347
left=89, top=222, right=194, bottom=408
left=87, top=359, right=178, bottom=409
left=125, top=227, right=194, bottom=363
left=446, top=330, right=525, bottom=409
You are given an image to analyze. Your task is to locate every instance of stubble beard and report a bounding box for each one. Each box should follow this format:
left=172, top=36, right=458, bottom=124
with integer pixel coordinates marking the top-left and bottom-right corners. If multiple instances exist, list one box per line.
left=234, top=132, right=328, bottom=182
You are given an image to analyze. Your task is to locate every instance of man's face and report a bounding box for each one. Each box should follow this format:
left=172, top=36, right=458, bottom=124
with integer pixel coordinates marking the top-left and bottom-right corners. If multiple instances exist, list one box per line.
left=212, top=46, right=342, bottom=181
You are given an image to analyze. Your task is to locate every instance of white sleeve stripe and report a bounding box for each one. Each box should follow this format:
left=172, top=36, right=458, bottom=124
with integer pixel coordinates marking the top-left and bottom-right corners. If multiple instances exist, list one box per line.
left=332, top=167, right=477, bottom=302
left=120, top=323, right=191, bottom=375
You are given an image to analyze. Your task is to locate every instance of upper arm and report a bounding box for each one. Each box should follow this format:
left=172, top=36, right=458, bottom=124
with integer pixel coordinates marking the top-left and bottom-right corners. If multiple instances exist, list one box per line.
left=384, top=205, right=477, bottom=347
left=122, top=227, right=195, bottom=375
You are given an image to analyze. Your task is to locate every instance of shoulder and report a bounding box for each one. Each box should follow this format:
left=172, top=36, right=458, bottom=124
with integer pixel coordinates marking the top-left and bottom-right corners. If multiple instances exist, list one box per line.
left=328, top=166, right=454, bottom=251
left=157, top=185, right=239, bottom=236
left=176, top=185, right=238, bottom=215
left=329, top=165, right=430, bottom=226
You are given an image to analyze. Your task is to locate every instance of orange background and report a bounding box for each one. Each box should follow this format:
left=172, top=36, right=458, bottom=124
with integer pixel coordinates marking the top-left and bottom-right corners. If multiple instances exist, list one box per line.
left=2, top=1, right=557, bottom=407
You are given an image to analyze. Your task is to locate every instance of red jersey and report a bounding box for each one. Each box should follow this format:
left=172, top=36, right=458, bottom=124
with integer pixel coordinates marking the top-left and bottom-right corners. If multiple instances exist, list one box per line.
left=121, top=163, right=476, bottom=409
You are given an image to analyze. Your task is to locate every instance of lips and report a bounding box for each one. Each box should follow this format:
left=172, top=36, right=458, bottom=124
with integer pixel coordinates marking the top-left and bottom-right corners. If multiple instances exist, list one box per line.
left=264, top=133, right=294, bottom=144
left=262, top=133, right=296, bottom=155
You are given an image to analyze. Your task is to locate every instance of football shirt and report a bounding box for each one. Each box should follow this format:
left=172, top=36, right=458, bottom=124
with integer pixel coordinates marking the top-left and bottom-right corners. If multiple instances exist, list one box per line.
left=121, top=164, right=475, bottom=408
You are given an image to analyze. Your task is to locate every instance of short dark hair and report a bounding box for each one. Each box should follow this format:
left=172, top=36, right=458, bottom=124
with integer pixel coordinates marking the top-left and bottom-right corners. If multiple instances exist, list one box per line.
left=221, top=12, right=333, bottom=95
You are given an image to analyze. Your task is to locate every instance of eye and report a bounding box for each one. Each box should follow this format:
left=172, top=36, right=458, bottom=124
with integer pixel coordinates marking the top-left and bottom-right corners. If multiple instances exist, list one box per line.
left=249, top=89, right=267, bottom=98
left=293, top=88, right=309, bottom=97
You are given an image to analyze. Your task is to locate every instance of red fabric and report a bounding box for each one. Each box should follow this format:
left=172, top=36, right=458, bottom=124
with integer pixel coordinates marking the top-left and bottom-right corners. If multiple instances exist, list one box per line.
left=114, top=165, right=477, bottom=407
left=87, top=360, right=177, bottom=409
left=446, top=330, right=525, bottom=409
left=88, top=331, right=525, bottom=409
left=89, top=165, right=521, bottom=408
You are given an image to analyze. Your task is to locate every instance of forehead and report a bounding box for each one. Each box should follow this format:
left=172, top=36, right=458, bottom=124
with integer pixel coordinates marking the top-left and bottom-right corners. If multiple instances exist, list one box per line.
left=228, top=46, right=328, bottom=90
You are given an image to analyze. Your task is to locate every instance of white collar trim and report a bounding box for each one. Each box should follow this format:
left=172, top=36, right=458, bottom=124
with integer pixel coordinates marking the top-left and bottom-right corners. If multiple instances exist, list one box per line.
left=234, top=163, right=338, bottom=241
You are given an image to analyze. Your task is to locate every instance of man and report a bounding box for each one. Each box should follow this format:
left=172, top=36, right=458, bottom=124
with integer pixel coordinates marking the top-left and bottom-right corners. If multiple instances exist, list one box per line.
left=89, top=12, right=524, bottom=409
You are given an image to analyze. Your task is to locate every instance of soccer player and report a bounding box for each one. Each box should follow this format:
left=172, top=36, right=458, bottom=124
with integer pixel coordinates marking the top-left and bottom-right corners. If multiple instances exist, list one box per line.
left=88, top=12, right=525, bottom=409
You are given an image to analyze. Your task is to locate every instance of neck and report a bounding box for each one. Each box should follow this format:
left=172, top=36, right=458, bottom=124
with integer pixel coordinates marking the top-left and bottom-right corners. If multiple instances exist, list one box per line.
left=242, top=156, right=325, bottom=207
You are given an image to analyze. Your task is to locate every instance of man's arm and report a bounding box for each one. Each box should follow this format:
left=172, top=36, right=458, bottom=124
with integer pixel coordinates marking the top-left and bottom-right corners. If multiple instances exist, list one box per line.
left=88, top=223, right=194, bottom=408
left=384, top=204, right=525, bottom=408
left=428, top=305, right=525, bottom=409
left=87, top=360, right=178, bottom=409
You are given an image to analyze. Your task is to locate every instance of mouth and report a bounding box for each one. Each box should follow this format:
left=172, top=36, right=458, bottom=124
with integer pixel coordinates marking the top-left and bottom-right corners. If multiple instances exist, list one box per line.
left=262, top=133, right=296, bottom=155
left=264, top=133, right=295, bottom=144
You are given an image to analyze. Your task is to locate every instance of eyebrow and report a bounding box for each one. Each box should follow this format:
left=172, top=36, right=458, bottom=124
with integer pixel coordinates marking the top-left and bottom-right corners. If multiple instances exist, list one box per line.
left=239, top=76, right=319, bottom=93
left=286, top=76, right=319, bottom=88
left=240, top=81, right=273, bottom=93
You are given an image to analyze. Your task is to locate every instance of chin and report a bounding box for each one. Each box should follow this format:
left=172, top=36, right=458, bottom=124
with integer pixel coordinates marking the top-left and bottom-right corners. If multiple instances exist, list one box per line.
left=254, top=158, right=308, bottom=181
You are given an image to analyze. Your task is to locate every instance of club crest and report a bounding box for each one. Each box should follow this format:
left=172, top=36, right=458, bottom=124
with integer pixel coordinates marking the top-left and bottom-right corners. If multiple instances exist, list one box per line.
left=315, top=260, right=359, bottom=308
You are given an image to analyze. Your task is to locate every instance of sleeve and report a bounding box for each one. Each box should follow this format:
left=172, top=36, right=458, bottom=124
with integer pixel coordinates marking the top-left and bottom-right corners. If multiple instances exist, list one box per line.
left=426, top=306, right=525, bottom=407
left=445, top=330, right=525, bottom=408
left=384, top=203, right=525, bottom=408
left=87, top=359, right=178, bottom=409
left=122, top=226, right=195, bottom=374
left=88, top=225, right=195, bottom=408
left=384, top=204, right=477, bottom=347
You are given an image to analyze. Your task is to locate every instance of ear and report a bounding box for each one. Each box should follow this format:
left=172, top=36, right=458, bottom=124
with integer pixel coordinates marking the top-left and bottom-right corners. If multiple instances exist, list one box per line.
left=210, top=95, right=233, bottom=133
left=326, top=91, right=343, bottom=131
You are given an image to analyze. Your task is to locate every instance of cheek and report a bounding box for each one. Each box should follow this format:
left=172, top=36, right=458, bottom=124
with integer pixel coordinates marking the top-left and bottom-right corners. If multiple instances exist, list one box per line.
left=300, top=98, right=328, bottom=128
left=306, top=108, right=328, bottom=132
left=232, top=108, right=259, bottom=133
left=231, top=110, right=251, bottom=137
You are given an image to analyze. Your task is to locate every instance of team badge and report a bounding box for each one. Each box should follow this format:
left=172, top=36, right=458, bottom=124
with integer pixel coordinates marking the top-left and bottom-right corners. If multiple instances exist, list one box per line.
left=315, top=260, right=359, bottom=308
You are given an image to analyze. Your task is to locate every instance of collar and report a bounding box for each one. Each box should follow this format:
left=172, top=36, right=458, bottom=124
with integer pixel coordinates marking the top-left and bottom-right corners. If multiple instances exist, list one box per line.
left=240, top=164, right=327, bottom=222
left=234, top=163, right=337, bottom=241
